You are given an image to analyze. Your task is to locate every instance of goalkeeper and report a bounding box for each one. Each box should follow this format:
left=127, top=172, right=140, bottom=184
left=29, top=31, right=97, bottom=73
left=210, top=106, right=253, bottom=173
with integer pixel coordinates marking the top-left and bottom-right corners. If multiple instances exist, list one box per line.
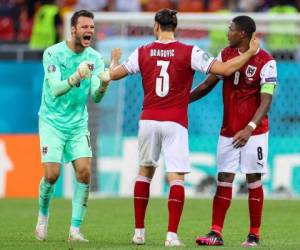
left=35, top=10, right=108, bottom=242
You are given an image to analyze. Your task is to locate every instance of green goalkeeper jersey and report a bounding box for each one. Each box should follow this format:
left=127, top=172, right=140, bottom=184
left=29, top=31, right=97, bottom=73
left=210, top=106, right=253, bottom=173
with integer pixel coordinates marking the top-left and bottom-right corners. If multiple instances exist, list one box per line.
left=39, top=41, right=105, bottom=132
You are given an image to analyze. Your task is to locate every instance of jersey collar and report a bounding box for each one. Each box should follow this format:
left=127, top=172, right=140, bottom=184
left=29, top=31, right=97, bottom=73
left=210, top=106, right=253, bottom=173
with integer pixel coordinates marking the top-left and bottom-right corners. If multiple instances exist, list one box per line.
left=155, top=40, right=177, bottom=44
left=238, top=48, right=260, bottom=55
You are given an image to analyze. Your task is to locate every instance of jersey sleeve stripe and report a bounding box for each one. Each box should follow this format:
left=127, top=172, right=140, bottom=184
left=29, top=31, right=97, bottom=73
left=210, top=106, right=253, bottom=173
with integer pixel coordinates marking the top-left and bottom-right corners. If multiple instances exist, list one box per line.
left=206, top=58, right=217, bottom=74
left=121, top=63, right=130, bottom=74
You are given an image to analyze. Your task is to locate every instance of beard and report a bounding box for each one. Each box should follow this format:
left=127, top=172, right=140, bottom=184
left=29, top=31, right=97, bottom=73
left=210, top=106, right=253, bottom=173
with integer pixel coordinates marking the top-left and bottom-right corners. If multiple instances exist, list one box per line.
left=75, top=35, right=85, bottom=48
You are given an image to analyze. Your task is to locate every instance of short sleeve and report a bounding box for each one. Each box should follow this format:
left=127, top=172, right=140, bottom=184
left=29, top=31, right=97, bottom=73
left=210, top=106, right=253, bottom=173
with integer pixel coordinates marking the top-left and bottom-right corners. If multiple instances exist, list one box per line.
left=216, top=50, right=223, bottom=62
left=43, top=49, right=61, bottom=80
left=191, top=46, right=216, bottom=73
left=122, top=48, right=140, bottom=74
left=260, top=60, right=277, bottom=85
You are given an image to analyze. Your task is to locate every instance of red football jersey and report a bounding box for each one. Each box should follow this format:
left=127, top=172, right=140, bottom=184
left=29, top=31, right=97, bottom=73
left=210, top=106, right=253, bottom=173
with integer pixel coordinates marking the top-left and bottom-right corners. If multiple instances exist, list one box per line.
left=123, top=40, right=215, bottom=128
left=219, top=48, right=277, bottom=137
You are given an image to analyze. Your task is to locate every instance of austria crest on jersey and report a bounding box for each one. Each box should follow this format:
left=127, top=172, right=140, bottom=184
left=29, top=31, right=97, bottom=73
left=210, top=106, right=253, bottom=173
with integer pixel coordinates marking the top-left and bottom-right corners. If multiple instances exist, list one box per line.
left=245, top=65, right=257, bottom=77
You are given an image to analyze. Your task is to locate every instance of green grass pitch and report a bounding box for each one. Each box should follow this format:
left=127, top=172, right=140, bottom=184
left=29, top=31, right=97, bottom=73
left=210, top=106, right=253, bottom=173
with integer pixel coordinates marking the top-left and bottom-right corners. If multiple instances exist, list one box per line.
left=0, top=198, right=299, bottom=249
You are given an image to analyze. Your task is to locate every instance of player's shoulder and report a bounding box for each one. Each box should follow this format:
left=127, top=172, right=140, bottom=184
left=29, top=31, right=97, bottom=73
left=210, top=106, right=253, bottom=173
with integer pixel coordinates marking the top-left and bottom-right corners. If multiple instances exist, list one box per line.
left=43, top=41, right=65, bottom=58
left=141, top=40, right=192, bottom=49
left=175, top=40, right=194, bottom=49
left=139, top=41, right=160, bottom=50
left=220, top=46, right=238, bottom=57
left=256, top=48, right=274, bottom=61
left=44, top=41, right=65, bottom=53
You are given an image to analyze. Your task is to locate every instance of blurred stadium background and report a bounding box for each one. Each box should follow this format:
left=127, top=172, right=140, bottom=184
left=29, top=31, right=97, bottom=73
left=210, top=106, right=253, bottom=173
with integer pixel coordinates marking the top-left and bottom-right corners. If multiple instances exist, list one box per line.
left=0, top=0, right=300, bottom=200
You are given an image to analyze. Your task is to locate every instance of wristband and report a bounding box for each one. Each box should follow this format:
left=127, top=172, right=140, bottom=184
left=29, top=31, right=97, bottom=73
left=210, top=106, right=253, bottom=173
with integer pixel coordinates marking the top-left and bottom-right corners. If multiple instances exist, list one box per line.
left=248, top=121, right=257, bottom=130
left=77, top=68, right=83, bottom=79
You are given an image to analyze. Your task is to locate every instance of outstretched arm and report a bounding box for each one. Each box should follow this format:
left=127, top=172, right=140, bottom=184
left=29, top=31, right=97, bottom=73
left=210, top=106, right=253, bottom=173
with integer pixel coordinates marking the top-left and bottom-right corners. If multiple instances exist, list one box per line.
left=189, top=74, right=220, bottom=103
left=109, top=48, right=128, bottom=80
left=209, top=33, right=259, bottom=76
left=109, top=65, right=128, bottom=80
left=100, top=48, right=129, bottom=82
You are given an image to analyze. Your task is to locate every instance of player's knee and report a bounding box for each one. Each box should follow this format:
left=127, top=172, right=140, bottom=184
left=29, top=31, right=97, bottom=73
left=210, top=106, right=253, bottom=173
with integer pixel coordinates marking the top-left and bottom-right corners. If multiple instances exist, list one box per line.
left=218, top=172, right=235, bottom=183
left=76, top=167, right=91, bottom=184
left=139, top=166, right=155, bottom=178
left=44, top=173, right=59, bottom=184
left=246, top=173, right=261, bottom=183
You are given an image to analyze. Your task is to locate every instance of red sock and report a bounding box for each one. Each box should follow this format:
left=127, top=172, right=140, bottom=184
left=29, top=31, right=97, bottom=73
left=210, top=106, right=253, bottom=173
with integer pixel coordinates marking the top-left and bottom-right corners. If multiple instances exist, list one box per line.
left=211, top=182, right=232, bottom=236
left=168, top=180, right=185, bottom=233
left=248, top=181, right=264, bottom=237
left=134, top=175, right=151, bottom=228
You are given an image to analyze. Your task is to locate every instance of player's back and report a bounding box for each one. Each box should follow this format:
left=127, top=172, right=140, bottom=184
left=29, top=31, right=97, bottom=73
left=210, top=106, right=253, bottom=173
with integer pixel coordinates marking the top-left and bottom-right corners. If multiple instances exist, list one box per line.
left=220, top=47, right=275, bottom=136
left=138, top=41, right=194, bottom=128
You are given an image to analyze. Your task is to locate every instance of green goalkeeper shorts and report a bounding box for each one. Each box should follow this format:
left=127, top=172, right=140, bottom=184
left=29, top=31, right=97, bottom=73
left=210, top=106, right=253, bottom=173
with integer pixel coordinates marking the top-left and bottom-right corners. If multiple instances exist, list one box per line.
left=39, top=120, right=92, bottom=163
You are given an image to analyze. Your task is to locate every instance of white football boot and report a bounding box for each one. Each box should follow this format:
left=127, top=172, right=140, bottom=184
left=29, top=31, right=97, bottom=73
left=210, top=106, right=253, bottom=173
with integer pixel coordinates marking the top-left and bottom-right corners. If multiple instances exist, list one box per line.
left=132, top=228, right=145, bottom=245
left=165, top=232, right=184, bottom=247
left=68, top=227, right=89, bottom=242
left=35, top=214, right=48, bottom=241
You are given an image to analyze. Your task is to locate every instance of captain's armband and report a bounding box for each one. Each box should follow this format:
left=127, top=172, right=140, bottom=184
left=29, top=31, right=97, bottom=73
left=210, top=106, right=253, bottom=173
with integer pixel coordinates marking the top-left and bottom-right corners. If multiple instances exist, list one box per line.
left=260, top=83, right=275, bottom=95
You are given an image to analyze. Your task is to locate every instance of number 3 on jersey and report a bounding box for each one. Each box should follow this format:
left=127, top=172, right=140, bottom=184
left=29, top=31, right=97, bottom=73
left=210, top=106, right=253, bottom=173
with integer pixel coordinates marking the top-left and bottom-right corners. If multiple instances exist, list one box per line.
left=156, top=60, right=170, bottom=97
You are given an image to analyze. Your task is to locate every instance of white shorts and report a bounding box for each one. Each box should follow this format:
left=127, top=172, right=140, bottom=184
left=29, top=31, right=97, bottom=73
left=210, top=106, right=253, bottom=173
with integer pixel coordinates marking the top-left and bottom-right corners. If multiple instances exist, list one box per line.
left=138, top=120, right=190, bottom=173
left=217, top=133, right=268, bottom=174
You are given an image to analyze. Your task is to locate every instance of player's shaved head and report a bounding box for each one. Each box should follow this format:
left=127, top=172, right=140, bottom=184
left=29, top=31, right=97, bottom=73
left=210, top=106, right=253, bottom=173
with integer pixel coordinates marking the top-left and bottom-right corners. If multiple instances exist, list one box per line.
left=71, top=10, right=94, bottom=27
left=155, top=8, right=177, bottom=31
left=232, top=15, right=256, bottom=40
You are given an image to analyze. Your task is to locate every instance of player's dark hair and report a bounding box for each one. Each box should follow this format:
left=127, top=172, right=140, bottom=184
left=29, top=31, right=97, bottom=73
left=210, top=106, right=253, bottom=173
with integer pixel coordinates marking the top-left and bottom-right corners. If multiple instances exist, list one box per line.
left=155, top=8, right=177, bottom=31
left=71, top=10, right=94, bottom=27
left=232, top=15, right=256, bottom=40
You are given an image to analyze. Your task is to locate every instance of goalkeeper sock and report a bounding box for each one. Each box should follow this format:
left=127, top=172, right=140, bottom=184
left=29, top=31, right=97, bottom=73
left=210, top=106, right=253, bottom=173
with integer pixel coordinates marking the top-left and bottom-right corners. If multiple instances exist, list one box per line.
left=168, top=180, right=185, bottom=233
left=248, top=181, right=264, bottom=237
left=38, top=177, right=54, bottom=216
left=211, top=182, right=232, bottom=235
left=71, top=181, right=89, bottom=228
left=134, top=175, right=151, bottom=228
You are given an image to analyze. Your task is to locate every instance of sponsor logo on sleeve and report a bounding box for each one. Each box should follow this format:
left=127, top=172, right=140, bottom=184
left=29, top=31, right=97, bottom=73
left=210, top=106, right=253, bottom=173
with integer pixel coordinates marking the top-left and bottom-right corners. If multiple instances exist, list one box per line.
left=47, top=65, right=56, bottom=73
left=265, top=77, right=277, bottom=82
left=202, top=52, right=210, bottom=62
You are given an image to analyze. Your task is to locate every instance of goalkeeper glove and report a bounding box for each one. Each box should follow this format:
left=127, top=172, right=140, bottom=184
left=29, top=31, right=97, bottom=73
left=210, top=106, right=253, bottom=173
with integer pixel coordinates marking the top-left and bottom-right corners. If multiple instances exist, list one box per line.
left=99, top=80, right=109, bottom=93
left=68, top=61, right=93, bottom=87
left=99, top=69, right=111, bottom=83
